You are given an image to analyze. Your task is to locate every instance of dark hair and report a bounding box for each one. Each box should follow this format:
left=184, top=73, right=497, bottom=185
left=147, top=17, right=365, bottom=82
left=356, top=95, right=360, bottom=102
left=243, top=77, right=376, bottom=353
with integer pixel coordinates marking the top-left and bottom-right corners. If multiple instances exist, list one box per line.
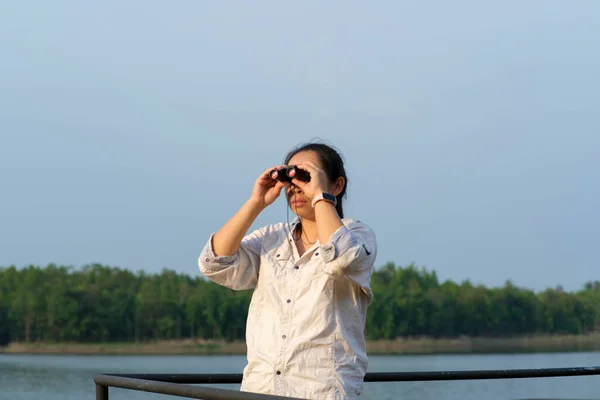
left=284, top=140, right=348, bottom=218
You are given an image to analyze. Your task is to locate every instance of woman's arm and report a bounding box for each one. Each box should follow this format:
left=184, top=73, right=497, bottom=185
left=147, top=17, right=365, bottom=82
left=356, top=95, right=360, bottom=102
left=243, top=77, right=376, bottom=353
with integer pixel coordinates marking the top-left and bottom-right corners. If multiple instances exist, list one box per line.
left=212, top=164, right=288, bottom=254
left=198, top=165, right=290, bottom=290
left=212, top=198, right=265, bottom=256
left=313, top=200, right=344, bottom=244
left=198, top=198, right=266, bottom=291
left=289, top=163, right=377, bottom=299
left=317, top=219, right=378, bottom=302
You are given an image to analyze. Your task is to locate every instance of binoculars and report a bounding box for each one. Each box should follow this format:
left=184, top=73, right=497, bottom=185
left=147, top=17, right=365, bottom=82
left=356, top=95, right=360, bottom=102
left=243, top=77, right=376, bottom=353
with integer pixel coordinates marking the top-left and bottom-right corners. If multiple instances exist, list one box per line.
left=269, top=165, right=311, bottom=183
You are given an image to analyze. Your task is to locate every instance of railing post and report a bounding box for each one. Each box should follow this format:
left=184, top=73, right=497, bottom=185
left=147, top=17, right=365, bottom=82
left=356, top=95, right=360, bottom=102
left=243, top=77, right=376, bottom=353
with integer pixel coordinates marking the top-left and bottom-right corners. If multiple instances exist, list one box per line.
left=96, top=383, right=108, bottom=400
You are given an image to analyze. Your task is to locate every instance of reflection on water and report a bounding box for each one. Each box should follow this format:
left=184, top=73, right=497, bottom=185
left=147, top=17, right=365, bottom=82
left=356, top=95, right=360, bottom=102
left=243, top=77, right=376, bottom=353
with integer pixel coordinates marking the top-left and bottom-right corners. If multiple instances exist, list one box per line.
left=0, top=352, right=599, bottom=400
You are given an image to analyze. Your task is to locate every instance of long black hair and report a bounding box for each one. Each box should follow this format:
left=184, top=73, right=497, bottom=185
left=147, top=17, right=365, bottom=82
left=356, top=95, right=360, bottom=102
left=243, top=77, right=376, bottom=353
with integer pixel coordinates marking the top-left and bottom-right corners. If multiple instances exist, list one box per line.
left=284, top=140, right=348, bottom=218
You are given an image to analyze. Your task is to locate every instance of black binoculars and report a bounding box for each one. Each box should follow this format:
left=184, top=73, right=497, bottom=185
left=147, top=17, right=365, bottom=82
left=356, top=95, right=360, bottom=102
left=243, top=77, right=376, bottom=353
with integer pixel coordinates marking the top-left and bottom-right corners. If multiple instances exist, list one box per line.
left=269, top=166, right=311, bottom=183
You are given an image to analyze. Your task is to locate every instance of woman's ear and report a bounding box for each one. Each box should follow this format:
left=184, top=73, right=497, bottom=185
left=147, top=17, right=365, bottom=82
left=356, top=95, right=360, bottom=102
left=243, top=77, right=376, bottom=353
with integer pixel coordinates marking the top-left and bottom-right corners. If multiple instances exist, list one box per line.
left=331, top=177, right=345, bottom=197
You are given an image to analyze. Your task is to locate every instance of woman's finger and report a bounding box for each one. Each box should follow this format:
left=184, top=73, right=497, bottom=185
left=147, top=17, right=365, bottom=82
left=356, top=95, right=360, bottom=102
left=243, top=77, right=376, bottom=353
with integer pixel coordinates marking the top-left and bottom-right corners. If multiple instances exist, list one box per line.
left=267, top=181, right=287, bottom=194
left=295, top=163, right=321, bottom=173
left=290, top=178, right=307, bottom=189
left=275, top=180, right=288, bottom=189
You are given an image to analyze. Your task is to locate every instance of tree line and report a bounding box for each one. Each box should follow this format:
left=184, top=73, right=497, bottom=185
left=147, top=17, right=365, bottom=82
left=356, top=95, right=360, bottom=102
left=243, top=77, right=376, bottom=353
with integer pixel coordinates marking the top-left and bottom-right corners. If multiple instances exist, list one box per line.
left=0, top=262, right=599, bottom=346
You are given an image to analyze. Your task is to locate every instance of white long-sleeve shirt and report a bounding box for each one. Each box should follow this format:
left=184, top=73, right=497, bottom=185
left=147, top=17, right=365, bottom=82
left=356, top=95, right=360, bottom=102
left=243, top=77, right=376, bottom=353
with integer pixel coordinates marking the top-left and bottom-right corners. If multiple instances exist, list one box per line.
left=198, top=217, right=377, bottom=399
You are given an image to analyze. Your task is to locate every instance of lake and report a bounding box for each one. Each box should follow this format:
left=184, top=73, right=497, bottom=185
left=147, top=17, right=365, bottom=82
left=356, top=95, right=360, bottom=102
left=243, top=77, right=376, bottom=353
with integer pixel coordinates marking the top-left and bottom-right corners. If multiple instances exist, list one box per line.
left=1, top=352, right=599, bottom=400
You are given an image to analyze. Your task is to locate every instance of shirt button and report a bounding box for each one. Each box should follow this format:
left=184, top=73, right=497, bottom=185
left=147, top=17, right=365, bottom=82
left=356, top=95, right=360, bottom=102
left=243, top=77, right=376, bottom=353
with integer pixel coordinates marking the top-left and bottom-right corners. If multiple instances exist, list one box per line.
left=276, top=370, right=281, bottom=375
left=294, top=266, right=299, bottom=270
left=286, top=299, right=291, bottom=303
left=315, top=252, right=319, bottom=256
left=205, top=258, right=210, bottom=262
left=282, top=335, right=286, bottom=339
left=276, top=254, right=280, bottom=257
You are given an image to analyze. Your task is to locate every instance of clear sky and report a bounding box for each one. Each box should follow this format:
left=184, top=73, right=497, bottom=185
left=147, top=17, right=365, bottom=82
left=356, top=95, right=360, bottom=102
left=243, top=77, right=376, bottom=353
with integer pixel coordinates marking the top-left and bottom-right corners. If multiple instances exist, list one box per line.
left=1, top=1, right=598, bottom=292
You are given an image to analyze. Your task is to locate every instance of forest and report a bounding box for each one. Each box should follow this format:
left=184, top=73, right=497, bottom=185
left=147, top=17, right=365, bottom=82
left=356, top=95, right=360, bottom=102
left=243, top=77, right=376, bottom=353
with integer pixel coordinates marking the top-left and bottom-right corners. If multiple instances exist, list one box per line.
left=0, top=262, right=599, bottom=346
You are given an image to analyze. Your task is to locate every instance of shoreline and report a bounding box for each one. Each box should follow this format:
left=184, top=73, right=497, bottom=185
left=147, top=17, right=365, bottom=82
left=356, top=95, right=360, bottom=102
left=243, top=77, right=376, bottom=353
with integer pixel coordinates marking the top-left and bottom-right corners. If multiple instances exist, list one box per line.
left=2, top=334, right=600, bottom=356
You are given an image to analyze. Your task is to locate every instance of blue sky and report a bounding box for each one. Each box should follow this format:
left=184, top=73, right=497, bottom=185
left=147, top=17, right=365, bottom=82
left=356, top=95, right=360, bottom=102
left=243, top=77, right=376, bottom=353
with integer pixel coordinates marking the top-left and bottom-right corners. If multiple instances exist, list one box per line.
left=1, top=1, right=598, bottom=292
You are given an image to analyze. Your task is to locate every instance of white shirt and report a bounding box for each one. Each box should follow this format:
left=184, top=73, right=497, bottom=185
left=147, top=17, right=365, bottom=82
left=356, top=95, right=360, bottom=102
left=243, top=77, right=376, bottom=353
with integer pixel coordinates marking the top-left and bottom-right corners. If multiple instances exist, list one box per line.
left=198, top=217, right=377, bottom=400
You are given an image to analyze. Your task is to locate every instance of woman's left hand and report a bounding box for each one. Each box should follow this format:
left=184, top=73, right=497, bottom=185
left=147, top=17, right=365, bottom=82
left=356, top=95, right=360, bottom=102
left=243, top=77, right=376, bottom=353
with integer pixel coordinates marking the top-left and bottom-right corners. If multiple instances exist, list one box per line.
left=290, top=163, right=330, bottom=201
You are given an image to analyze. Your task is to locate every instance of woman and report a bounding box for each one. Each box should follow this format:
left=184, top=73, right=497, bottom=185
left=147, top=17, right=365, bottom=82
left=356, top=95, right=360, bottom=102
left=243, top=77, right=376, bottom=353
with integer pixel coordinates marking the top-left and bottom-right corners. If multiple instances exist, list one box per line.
left=198, top=141, right=377, bottom=399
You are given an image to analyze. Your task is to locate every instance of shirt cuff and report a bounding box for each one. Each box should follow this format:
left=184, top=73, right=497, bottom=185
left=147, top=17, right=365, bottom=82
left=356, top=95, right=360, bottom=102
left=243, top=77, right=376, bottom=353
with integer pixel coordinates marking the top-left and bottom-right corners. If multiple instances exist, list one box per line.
left=199, top=234, right=237, bottom=271
left=319, top=224, right=355, bottom=264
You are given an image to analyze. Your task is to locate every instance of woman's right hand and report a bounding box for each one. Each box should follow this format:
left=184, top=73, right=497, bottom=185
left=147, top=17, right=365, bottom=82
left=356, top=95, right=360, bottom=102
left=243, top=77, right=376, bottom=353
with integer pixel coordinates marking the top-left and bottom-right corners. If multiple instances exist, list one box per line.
left=250, top=166, right=290, bottom=209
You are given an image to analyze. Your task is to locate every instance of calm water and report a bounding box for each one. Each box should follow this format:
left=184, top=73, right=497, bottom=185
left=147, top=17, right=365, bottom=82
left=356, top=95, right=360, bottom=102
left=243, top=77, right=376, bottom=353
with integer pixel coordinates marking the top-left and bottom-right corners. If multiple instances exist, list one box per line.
left=0, top=352, right=599, bottom=400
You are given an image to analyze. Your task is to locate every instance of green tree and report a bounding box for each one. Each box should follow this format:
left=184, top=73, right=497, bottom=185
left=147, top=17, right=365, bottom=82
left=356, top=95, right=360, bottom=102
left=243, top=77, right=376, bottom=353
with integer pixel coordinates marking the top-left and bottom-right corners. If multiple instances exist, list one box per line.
left=0, top=262, right=598, bottom=344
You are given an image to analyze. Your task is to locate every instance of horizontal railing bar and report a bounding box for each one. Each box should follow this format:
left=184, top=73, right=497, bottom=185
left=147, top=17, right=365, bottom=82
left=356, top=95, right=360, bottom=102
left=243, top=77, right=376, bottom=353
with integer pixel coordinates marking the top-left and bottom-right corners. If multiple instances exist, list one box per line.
left=94, top=375, right=305, bottom=400
left=107, top=366, right=600, bottom=384
left=364, top=366, right=600, bottom=382
left=107, top=373, right=242, bottom=384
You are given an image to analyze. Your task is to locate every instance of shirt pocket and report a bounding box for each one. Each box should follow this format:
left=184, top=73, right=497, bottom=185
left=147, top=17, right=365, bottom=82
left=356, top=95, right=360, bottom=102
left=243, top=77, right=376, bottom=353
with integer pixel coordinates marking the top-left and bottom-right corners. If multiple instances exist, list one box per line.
left=304, top=251, right=330, bottom=282
left=259, top=238, right=293, bottom=282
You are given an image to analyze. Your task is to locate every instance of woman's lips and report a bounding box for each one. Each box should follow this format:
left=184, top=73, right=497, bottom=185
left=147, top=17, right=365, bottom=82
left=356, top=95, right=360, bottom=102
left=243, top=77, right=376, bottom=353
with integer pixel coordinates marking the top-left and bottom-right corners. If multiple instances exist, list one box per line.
left=291, top=200, right=307, bottom=207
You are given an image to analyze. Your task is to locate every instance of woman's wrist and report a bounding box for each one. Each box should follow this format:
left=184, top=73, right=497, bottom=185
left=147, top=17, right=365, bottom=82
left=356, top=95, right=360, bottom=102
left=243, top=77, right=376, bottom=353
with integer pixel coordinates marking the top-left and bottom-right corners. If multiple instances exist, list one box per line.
left=309, top=186, right=329, bottom=201
left=314, top=198, right=343, bottom=243
left=311, top=191, right=337, bottom=208
left=246, top=197, right=267, bottom=215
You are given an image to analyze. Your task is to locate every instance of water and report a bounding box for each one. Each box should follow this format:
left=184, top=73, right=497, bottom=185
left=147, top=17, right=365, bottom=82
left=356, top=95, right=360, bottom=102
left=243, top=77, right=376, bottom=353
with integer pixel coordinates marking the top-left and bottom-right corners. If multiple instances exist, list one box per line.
left=0, top=352, right=599, bottom=400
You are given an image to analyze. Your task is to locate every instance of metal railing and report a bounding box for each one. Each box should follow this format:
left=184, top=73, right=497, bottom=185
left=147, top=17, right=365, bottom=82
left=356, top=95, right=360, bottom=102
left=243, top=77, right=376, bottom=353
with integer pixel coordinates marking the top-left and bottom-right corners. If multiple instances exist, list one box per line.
left=94, top=366, right=600, bottom=400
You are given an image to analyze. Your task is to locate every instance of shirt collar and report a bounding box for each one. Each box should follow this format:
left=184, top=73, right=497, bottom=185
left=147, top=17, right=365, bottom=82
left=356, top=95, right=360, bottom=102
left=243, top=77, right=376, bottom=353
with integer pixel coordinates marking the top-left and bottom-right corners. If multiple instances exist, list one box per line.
left=289, top=216, right=301, bottom=227
left=287, top=216, right=301, bottom=236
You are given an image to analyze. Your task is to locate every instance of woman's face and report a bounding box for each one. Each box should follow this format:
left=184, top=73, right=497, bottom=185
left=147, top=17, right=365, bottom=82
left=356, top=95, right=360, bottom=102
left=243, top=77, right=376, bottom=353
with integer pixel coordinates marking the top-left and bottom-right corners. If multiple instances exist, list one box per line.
left=285, top=150, right=327, bottom=219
